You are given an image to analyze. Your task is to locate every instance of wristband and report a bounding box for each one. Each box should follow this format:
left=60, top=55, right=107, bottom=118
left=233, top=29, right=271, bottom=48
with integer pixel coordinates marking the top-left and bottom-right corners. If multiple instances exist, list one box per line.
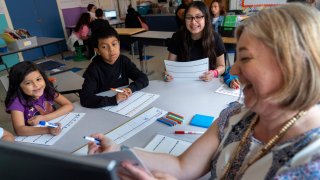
left=210, top=70, right=219, bottom=78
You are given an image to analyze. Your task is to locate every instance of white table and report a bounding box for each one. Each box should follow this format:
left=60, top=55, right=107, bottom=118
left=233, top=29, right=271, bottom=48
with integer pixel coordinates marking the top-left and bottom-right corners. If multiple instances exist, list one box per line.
left=32, top=79, right=238, bottom=153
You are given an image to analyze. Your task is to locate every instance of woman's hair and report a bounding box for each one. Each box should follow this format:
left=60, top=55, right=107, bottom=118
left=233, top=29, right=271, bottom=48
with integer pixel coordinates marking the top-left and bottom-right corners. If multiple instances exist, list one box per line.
left=5, top=61, right=57, bottom=108
left=75, top=12, right=91, bottom=32
left=92, top=27, right=119, bottom=48
left=87, top=4, right=95, bottom=11
left=180, top=1, right=217, bottom=69
left=236, top=3, right=320, bottom=110
left=210, top=0, right=226, bottom=17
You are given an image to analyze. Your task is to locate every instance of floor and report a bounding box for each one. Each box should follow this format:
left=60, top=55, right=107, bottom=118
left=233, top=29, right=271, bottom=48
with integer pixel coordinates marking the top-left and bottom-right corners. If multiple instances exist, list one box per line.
left=0, top=46, right=168, bottom=134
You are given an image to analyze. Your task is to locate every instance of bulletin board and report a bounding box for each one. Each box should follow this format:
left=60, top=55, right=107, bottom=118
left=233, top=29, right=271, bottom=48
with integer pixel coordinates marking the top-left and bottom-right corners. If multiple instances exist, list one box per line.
left=241, top=0, right=286, bottom=7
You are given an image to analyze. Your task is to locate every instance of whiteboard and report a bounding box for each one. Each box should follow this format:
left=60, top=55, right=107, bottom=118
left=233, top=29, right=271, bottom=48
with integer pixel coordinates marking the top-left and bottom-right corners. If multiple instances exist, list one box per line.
left=242, top=0, right=286, bottom=7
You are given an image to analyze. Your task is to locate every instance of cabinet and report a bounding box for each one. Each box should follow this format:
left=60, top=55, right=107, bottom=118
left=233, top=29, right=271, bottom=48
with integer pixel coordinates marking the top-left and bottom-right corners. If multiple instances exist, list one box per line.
left=5, top=0, right=66, bottom=61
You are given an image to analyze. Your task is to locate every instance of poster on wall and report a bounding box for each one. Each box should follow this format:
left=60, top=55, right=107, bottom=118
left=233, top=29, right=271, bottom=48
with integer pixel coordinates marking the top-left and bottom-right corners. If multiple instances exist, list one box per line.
left=242, top=0, right=286, bottom=7
left=59, top=0, right=81, bottom=9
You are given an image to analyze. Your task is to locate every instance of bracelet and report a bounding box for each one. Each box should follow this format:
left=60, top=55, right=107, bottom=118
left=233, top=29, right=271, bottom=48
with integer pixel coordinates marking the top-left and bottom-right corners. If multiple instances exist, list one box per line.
left=210, top=70, right=219, bottom=78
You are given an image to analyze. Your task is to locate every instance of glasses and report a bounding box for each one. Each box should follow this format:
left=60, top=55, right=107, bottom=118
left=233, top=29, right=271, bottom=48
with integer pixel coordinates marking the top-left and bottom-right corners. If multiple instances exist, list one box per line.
left=185, top=15, right=204, bottom=22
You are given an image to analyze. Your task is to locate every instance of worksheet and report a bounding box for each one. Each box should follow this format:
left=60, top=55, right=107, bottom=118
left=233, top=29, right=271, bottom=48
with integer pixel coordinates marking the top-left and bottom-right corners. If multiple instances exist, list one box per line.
left=144, top=134, right=192, bottom=156
left=73, top=107, right=168, bottom=155
left=15, top=113, right=85, bottom=145
left=102, top=91, right=160, bottom=117
left=164, top=58, right=209, bottom=80
left=215, top=84, right=241, bottom=97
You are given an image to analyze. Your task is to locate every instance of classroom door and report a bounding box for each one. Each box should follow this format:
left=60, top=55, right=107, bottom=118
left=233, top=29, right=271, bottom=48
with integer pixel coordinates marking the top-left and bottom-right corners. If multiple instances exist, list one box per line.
left=5, top=0, right=66, bottom=61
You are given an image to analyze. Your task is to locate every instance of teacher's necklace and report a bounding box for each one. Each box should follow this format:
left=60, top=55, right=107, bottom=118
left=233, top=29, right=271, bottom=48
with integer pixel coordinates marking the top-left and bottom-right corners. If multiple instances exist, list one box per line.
left=221, top=110, right=306, bottom=179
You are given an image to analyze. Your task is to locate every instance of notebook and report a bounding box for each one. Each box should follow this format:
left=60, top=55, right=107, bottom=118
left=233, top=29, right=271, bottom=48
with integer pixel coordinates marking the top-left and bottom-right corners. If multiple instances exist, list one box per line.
left=189, top=114, right=214, bottom=128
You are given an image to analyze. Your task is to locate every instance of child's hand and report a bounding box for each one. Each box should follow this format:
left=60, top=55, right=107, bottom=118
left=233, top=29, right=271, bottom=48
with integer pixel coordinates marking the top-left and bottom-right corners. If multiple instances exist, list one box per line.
left=123, top=88, right=132, bottom=97
left=87, top=133, right=120, bottom=155
left=27, top=115, right=46, bottom=126
left=49, top=123, right=61, bottom=136
left=116, top=92, right=129, bottom=104
left=163, top=71, right=173, bottom=82
left=230, top=79, right=240, bottom=89
left=199, top=71, right=214, bottom=82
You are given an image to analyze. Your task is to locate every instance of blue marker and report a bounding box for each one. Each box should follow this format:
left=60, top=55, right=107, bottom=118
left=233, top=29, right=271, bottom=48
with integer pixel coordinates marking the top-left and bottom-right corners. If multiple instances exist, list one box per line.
left=39, top=121, right=58, bottom=128
left=83, top=136, right=101, bottom=145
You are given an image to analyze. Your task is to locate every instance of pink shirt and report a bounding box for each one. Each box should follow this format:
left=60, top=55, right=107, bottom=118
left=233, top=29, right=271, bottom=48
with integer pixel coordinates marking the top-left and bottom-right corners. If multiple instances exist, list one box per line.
left=75, top=25, right=89, bottom=40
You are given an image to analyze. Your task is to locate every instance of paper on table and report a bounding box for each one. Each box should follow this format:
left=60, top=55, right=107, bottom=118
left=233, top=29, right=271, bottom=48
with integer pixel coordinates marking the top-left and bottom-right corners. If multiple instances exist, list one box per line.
left=73, top=107, right=168, bottom=155
left=144, top=134, right=192, bottom=156
left=215, top=84, right=241, bottom=97
left=164, top=58, right=209, bottom=80
left=102, top=91, right=160, bottom=117
left=15, top=113, right=85, bottom=145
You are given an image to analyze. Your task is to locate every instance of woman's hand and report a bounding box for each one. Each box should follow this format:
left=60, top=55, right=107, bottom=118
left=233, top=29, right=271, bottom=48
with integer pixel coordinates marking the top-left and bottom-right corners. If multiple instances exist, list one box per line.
left=87, top=133, right=120, bottom=155
left=119, top=161, right=177, bottom=180
left=163, top=71, right=173, bottom=82
left=49, top=123, right=61, bottom=136
left=230, top=79, right=240, bottom=89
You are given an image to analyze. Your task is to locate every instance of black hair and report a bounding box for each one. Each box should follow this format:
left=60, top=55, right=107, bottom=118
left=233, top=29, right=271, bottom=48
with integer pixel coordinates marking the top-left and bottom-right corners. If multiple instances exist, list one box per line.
left=75, top=12, right=91, bottom=32
left=87, top=4, right=95, bottom=11
left=181, top=1, right=217, bottom=70
left=92, top=27, right=119, bottom=48
left=95, top=8, right=103, bottom=18
left=5, top=61, right=57, bottom=109
left=210, top=0, right=226, bottom=17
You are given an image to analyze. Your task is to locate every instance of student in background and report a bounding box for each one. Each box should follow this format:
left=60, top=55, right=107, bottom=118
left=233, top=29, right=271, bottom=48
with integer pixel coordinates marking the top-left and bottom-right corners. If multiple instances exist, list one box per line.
left=210, top=0, right=226, bottom=33
left=166, top=1, right=225, bottom=82
left=88, top=4, right=320, bottom=179
left=5, top=62, right=73, bottom=136
left=80, top=28, right=149, bottom=108
left=125, top=5, right=147, bottom=71
left=0, top=127, right=14, bottom=142
left=87, top=4, right=97, bottom=20
left=90, top=8, right=111, bottom=35
left=176, top=0, right=193, bottom=28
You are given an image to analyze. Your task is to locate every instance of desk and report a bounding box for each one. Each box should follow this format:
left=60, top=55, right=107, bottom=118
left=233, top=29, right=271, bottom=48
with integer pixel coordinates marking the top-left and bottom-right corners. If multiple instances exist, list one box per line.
left=109, top=19, right=125, bottom=28
left=0, top=37, right=65, bottom=72
left=131, top=31, right=174, bottom=74
left=222, top=37, right=237, bottom=44
left=115, top=28, right=146, bottom=36
left=32, top=79, right=237, bottom=153
left=0, top=71, right=83, bottom=94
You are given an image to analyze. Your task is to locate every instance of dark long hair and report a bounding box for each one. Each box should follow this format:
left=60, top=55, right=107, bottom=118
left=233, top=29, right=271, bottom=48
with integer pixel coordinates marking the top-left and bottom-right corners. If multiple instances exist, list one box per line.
left=181, top=1, right=217, bottom=69
left=5, top=61, right=57, bottom=108
left=75, top=12, right=91, bottom=32
left=210, top=0, right=226, bottom=17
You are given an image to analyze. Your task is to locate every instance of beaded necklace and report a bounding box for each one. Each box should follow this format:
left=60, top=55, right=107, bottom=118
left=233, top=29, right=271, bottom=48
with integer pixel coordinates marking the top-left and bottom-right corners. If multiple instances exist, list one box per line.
left=221, top=111, right=306, bottom=179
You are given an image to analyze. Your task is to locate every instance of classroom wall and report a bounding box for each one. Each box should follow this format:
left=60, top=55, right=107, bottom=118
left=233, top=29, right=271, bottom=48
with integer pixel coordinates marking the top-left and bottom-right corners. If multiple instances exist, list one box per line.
left=0, top=0, right=20, bottom=71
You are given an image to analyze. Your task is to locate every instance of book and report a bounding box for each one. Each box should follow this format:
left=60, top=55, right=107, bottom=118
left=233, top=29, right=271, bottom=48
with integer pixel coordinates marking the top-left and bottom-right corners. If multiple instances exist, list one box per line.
left=189, top=114, right=214, bottom=128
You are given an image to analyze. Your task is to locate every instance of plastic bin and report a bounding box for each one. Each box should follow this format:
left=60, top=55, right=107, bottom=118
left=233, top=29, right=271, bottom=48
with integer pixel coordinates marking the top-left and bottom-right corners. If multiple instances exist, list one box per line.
left=137, top=5, right=151, bottom=15
left=6, top=37, right=37, bottom=50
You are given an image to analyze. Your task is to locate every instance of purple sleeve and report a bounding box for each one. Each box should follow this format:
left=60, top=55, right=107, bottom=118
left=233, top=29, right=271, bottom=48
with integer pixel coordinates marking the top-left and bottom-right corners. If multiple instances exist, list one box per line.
left=6, top=97, right=25, bottom=113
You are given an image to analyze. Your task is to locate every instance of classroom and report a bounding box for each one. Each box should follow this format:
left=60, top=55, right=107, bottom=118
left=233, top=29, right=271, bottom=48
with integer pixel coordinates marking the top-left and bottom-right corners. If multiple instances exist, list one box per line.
left=0, top=0, right=320, bottom=179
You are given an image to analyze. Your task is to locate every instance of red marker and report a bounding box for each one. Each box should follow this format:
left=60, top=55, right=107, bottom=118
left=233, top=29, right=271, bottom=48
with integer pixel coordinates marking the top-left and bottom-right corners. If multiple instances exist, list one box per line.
left=174, top=131, right=204, bottom=134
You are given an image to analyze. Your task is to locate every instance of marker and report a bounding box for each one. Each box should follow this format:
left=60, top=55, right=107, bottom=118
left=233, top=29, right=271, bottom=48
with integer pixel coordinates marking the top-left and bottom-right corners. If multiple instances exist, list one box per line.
left=111, top=88, right=124, bottom=93
left=83, top=136, right=101, bottom=145
left=174, top=131, right=204, bottom=134
left=39, top=121, right=58, bottom=128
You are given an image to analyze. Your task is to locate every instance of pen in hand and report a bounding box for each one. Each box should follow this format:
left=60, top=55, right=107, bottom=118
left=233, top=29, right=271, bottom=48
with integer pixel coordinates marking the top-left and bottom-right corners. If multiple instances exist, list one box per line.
left=111, top=88, right=124, bottom=93
left=39, top=121, right=58, bottom=128
left=83, top=136, right=101, bottom=145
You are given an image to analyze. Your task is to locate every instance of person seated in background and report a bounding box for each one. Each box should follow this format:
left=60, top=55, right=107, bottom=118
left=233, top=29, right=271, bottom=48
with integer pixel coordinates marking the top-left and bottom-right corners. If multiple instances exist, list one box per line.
left=90, top=8, right=111, bottom=35
left=175, top=0, right=193, bottom=28
left=125, top=4, right=148, bottom=71
left=87, top=3, right=97, bottom=21
left=165, top=1, right=225, bottom=82
left=80, top=28, right=149, bottom=108
left=0, top=127, right=14, bottom=142
left=210, top=0, right=226, bottom=33
left=87, top=4, right=320, bottom=179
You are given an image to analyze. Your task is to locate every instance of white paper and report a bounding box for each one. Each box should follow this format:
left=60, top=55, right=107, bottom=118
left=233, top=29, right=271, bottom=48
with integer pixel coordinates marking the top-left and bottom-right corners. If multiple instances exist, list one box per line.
left=164, top=58, right=209, bottom=80
left=243, top=0, right=286, bottom=6
left=215, top=84, right=240, bottom=97
left=102, top=91, right=160, bottom=117
left=73, top=107, right=167, bottom=155
left=144, top=134, right=192, bottom=156
left=15, top=113, right=85, bottom=145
